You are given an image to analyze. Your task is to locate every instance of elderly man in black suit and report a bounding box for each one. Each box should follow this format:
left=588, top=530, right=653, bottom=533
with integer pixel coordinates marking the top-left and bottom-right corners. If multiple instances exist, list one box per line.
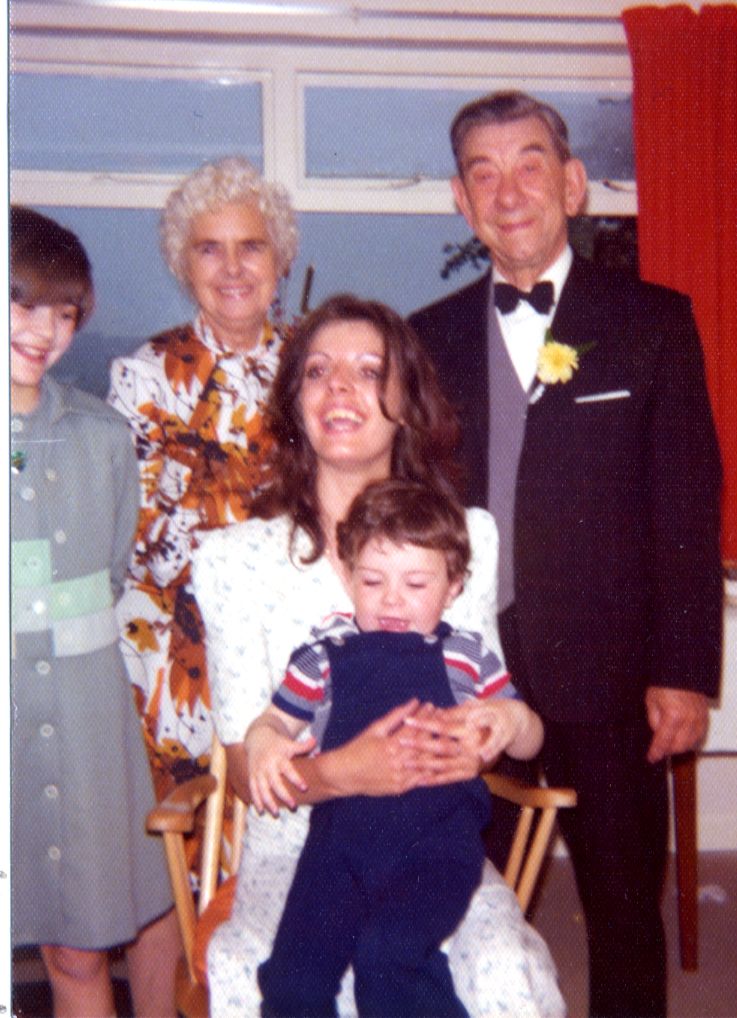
left=409, top=91, right=722, bottom=1018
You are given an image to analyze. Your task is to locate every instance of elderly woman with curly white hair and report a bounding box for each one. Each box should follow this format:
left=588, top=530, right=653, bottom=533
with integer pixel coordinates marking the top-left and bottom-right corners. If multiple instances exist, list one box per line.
left=108, top=157, right=298, bottom=875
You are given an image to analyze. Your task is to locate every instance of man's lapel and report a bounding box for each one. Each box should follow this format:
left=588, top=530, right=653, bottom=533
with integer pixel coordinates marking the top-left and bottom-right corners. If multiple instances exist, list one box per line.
left=539, top=255, right=614, bottom=404
left=551, top=254, right=607, bottom=346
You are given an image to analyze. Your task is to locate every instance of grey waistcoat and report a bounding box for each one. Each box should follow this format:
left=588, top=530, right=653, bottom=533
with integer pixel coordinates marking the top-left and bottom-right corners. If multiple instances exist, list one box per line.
left=486, top=298, right=529, bottom=613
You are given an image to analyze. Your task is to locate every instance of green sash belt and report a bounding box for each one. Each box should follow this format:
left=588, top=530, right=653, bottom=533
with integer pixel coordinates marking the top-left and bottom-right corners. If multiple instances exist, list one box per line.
left=12, top=540, right=119, bottom=656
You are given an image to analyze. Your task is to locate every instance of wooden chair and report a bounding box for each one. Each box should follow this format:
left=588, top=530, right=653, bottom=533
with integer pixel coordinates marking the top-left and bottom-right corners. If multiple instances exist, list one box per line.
left=482, top=772, right=577, bottom=912
left=148, top=738, right=576, bottom=1017
left=147, top=737, right=246, bottom=1018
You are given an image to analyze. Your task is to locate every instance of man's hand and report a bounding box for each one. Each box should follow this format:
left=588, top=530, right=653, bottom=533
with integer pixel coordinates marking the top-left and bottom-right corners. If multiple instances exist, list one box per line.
left=645, top=686, right=709, bottom=763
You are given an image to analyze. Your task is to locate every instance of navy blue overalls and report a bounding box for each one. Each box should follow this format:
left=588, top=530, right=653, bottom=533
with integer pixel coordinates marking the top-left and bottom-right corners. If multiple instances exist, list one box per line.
left=258, top=624, right=491, bottom=1017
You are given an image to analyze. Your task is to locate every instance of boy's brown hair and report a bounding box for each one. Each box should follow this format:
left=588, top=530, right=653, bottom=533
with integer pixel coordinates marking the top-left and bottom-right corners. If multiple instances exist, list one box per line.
left=10, top=205, right=94, bottom=327
left=337, top=479, right=471, bottom=583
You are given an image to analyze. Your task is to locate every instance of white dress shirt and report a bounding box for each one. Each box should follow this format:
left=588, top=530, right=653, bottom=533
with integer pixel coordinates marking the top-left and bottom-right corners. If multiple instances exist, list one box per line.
left=495, top=246, right=573, bottom=391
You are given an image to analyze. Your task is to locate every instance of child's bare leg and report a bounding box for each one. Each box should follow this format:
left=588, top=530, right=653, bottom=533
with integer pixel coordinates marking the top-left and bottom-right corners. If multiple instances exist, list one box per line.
left=41, top=944, right=115, bottom=1018
left=125, top=908, right=181, bottom=1018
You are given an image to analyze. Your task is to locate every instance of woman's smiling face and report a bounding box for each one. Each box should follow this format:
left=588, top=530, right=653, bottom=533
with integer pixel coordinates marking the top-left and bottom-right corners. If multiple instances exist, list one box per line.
left=299, top=318, right=402, bottom=477
left=184, top=201, right=279, bottom=351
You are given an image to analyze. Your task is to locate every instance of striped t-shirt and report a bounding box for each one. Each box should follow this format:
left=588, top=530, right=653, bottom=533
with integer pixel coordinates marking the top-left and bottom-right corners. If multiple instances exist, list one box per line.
left=273, top=612, right=515, bottom=734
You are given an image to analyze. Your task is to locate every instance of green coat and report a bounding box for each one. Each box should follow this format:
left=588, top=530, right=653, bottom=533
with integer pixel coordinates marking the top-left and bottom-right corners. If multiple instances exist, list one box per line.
left=11, top=376, right=172, bottom=949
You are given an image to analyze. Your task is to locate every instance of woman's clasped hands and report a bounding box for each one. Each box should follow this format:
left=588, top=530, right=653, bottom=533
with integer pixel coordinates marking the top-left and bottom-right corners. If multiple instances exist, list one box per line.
left=245, top=697, right=489, bottom=816
left=405, top=697, right=544, bottom=768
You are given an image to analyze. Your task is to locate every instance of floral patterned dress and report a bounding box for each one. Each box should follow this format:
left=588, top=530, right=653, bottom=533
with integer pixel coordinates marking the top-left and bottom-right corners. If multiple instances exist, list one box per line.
left=108, top=316, right=281, bottom=870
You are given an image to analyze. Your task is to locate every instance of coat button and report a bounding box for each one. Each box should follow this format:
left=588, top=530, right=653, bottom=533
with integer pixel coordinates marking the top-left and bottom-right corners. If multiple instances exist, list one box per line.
left=20, top=487, right=36, bottom=501
left=54, top=530, right=67, bottom=544
left=32, top=600, right=47, bottom=615
left=40, top=723, right=55, bottom=738
left=44, top=785, right=59, bottom=800
left=11, top=418, right=24, bottom=433
left=47, top=846, right=61, bottom=861
left=45, top=468, right=58, bottom=482
left=35, top=661, right=51, bottom=676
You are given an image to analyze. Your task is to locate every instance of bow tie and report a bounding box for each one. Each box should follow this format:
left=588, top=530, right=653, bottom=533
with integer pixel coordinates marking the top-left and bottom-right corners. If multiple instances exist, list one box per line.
left=494, top=281, right=554, bottom=315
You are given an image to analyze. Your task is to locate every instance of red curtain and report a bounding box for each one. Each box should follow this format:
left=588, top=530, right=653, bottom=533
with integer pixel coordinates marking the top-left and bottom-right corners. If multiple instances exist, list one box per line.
left=623, top=4, right=737, bottom=560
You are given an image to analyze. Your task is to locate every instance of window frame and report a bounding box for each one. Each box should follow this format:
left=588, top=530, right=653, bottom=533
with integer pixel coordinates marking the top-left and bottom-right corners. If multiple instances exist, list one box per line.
left=9, top=1, right=638, bottom=216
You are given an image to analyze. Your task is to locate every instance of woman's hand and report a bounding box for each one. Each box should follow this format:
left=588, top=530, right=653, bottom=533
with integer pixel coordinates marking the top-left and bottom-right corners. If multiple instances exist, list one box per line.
left=226, top=700, right=471, bottom=811
left=405, top=698, right=544, bottom=767
left=316, top=699, right=482, bottom=798
left=226, top=697, right=542, bottom=812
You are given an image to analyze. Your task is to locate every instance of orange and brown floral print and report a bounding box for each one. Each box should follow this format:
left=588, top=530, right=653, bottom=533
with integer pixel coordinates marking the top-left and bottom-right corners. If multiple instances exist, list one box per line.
left=124, top=616, right=160, bottom=654
left=153, top=324, right=217, bottom=396
left=109, top=317, right=283, bottom=880
left=169, top=580, right=210, bottom=716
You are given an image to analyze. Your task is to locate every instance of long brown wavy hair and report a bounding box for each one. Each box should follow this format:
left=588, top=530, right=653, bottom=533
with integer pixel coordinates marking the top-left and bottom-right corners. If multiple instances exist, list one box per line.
left=253, top=293, right=462, bottom=563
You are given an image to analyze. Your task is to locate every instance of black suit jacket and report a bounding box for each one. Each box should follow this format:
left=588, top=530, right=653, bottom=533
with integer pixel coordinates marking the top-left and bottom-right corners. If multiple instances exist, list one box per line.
left=409, top=255, right=723, bottom=723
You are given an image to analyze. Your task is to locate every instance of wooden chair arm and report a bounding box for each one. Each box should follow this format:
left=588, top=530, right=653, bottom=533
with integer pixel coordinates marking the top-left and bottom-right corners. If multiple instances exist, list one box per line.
left=147, top=735, right=248, bottom=1004
left=146, top=773, right=218, bottom=987
left=483, top=771, right=577, bottom=810
left=483, top=771, right=577, bottom=912
left=147, top=774, right=219, bottom=834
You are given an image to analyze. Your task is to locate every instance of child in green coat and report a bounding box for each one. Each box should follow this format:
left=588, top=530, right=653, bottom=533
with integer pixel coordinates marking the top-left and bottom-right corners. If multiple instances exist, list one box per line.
left=10, top=206, right=179, bottom=1017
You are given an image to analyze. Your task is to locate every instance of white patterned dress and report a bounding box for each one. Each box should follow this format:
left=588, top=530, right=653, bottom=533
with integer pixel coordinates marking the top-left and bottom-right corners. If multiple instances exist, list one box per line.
left=192, top=510, right=565, bottom=1018
left=108, top=316, right=281, bottom=876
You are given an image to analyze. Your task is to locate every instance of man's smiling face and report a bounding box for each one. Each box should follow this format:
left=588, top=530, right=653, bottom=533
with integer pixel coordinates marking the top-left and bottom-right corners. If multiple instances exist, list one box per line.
left=451, top=115, right=587, bottom=289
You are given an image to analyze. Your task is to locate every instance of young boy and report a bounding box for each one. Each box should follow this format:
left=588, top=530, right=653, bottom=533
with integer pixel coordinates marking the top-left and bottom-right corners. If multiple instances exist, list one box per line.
left=247, top=479, right=544, bottom=1018
left=10, top=206, right=177, bottom=1016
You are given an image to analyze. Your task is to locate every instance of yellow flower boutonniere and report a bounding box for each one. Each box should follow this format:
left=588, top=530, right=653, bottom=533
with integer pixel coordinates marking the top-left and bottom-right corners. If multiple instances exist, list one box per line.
left=536, top=329, right=595, bottom=385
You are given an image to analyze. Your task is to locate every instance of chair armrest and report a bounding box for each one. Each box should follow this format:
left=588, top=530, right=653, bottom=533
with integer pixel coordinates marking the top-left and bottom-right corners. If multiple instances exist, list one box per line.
left=484, top=772, right=577, bottom=912
left=483, top=771, right=577, bottom=810
left=147, top=774, right=218, bottom=834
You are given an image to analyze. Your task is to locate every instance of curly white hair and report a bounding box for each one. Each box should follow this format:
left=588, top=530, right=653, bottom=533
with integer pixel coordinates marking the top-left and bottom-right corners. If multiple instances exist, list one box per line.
left=160, top=155, right=298, bottom=286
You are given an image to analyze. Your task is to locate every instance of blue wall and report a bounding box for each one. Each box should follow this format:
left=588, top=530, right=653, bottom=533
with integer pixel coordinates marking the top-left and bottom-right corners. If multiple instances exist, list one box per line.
left=39, top=205, right=482, bottom=397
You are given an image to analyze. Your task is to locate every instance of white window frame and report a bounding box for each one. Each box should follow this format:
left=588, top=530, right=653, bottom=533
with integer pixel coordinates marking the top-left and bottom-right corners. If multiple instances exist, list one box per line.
left=10, top=0, right=639, bottom=215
